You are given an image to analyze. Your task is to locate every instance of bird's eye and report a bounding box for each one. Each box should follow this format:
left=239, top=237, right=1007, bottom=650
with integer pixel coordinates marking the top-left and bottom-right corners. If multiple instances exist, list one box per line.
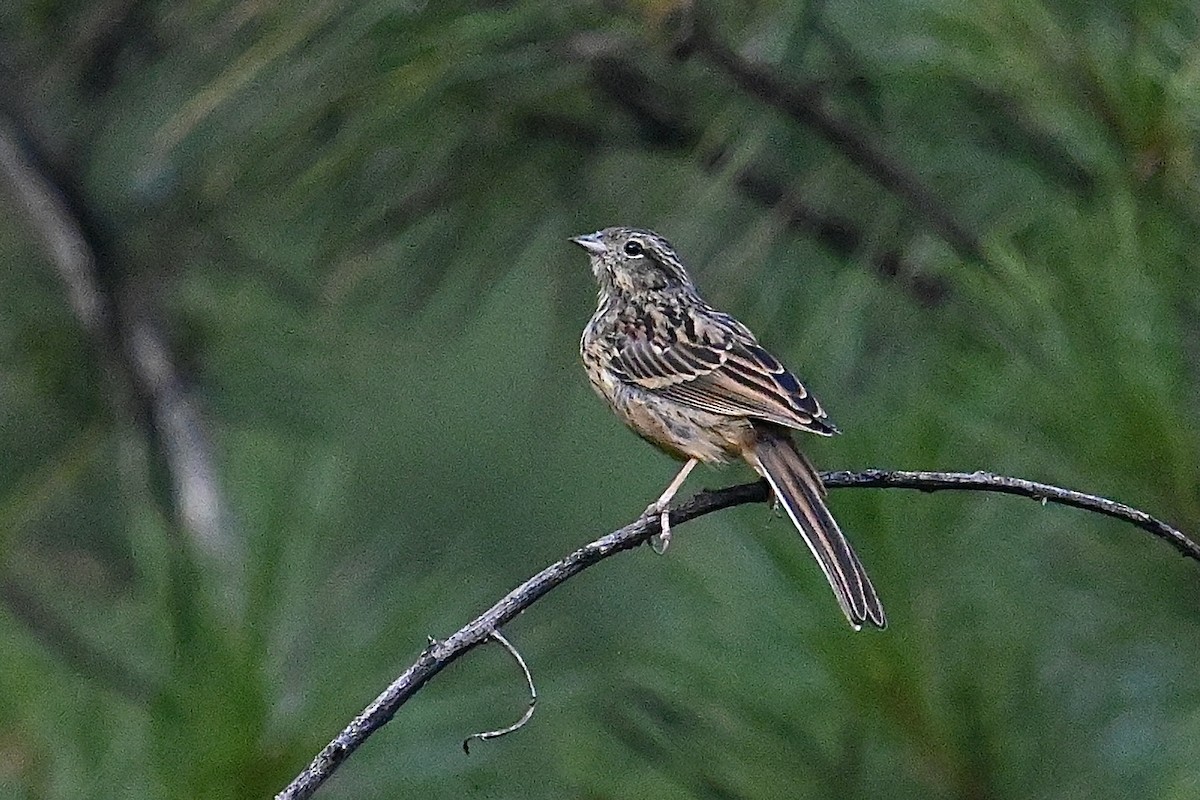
left=623, top=240, right=644, bottom=257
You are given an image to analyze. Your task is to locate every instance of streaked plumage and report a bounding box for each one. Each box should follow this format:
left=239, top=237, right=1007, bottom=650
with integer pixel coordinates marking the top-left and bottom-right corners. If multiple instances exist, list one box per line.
left=574, top=226, right=885, bottom=630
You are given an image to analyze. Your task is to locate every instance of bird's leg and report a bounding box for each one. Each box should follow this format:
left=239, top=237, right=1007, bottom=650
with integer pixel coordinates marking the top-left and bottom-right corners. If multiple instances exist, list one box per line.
left=645, top=458, right=698, bottom=554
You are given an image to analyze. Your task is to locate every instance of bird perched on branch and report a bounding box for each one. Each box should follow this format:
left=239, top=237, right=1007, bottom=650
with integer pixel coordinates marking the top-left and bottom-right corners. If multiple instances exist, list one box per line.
left=573, top=227, right=885, bottom=630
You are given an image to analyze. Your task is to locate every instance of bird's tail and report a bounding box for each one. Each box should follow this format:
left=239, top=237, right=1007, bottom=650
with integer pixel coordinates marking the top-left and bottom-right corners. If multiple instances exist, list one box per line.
left=747, top=433, right=886, bottom=630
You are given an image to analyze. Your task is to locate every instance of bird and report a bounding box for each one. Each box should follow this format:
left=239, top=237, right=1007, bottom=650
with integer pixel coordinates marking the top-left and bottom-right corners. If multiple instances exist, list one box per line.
left=573, top=226, right=885, bottom=630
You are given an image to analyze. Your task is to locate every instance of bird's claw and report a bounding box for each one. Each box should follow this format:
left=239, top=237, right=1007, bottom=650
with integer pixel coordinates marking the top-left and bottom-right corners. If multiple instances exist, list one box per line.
left=644, top=502, right=672, bottom=554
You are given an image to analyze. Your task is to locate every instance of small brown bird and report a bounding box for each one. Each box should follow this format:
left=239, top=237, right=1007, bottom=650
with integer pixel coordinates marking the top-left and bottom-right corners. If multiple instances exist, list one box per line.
left=573, top=227, right=885, bottom=630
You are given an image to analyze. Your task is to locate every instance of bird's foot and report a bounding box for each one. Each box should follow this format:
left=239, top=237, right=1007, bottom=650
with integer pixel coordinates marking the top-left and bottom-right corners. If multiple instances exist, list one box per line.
left=643, top=502, right=672, bottom=554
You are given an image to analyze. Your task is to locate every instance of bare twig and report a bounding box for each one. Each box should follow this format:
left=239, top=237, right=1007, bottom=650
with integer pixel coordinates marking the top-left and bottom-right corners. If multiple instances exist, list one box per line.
left=462, top=629, right=537, bottom=754
left=275, top=470, right=1195, bottom=799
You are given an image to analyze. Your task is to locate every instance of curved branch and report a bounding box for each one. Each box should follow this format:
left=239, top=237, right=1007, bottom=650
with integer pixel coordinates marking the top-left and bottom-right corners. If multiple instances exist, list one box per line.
left=822, top=469, right=1200, bottom=562
left=275, top=470, right=1195, bottom=799
left=462, top=629, right=538, bottom=754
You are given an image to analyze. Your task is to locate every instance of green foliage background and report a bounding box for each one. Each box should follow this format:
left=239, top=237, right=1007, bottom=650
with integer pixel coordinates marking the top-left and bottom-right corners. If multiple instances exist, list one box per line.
left=1, top=1, right=1199, bottom=797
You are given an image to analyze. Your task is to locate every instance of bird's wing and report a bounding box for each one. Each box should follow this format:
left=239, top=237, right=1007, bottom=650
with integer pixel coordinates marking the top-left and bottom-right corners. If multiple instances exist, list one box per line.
left=610, top=306, right=837, bottom=435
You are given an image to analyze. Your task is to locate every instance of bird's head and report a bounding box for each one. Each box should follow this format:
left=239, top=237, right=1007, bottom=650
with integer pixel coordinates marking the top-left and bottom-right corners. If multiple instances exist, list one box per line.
left=571, top=227, right=695, bottom=297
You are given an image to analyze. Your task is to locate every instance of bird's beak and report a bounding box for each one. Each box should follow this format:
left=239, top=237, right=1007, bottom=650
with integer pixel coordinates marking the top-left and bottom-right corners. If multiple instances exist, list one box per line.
left=570, top=232, right=607, bottom=256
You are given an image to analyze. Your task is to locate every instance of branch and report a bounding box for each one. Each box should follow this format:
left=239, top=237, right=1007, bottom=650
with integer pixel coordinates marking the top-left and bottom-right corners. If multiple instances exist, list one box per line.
left=275, top=470, right=1195, bottom=799
left=822, top=470, right=1200, bottom=562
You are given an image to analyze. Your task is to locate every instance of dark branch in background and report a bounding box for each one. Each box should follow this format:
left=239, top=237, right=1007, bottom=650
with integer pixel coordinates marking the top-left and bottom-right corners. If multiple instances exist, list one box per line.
left=0, top=576, right=158, bottom=703
left=716, top=153, right=951, bottom=307
left=563, top=37, right=950, bottom=307
left=318, top=174, right=456, bottom=309
left=73, top=0, right=158, bottom=96
left=967, top=89, right=1096, bottom=196
left=275, top=470, right=1196, bottom=800
left=672, top=12, right=986, bottom=264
